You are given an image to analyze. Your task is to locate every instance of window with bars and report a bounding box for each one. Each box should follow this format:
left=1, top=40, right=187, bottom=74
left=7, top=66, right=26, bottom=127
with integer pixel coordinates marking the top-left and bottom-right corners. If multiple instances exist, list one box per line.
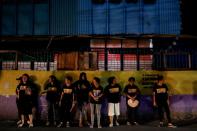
left=1, top=38, right=196, bottom=71
left=34, top=62, right=47, bottom=70
left=139, top=55, right=152, bottom=70
left=18, top=62, right=31, bottom=70
left=90, top=39, right=153, bottom=71
left=2, top=61, right=16, bottom=70
left=108, top=53, right=121, bottom=71
left=123, top=54, right=137, bottom=70
left=98, top=50, right=105, bottom=70
left=164, top=53, right=190, bottom=69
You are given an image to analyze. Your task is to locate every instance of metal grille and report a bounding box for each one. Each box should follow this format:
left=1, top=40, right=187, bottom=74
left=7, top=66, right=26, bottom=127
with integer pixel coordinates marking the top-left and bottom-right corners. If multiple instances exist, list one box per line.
left=139, top=55, right=152, bottom=70
left=108, top=52, right=121, bottom=71
left=98, top=50, right=105, bottom=71
left=0, top=38, right=197, bottom=71
left=123, top=54, right=137, bottom=70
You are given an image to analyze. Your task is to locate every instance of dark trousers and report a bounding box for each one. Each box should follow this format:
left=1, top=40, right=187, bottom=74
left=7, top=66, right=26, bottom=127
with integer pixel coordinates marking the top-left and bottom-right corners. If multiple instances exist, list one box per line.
left=78, top=101, right=89, bottom=124
left=157, top=102, right=171, bottom=123
left=16, top=99, right=21, bottom=119
left=59, top=101, right=72, bottom=123
left=19, top=99, right=33, bottom=115
left=127, top=105, right=138, bottom=123
left=47, top=101, right=58, bottom=122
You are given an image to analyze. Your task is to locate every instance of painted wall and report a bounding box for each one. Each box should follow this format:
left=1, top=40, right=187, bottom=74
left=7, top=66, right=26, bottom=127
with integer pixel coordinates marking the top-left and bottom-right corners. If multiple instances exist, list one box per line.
left=0, top=70, right=197, bottom=122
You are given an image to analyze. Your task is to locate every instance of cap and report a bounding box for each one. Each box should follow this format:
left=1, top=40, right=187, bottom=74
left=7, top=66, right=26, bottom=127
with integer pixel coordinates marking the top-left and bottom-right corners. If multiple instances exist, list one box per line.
left=16, top=77, right=22, bottom=80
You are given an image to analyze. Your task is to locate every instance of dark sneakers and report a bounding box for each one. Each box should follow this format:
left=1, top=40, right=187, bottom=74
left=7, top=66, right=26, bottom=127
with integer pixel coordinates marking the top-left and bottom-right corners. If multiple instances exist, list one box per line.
left=158, top=122, right=177, bottom=128
left=158, top=122, right=164, bottom=127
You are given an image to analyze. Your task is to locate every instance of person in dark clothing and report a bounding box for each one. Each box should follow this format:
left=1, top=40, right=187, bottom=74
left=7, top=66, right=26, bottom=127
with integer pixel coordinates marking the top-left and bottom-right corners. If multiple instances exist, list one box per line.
left=89, top=77, right=104, bottom=128
left=153, top=75, right=176, bottom=128
left=104, top=76, right=122, bottom=127
left=16, top=74, right=34, bottom=128
left=124, top=77, right=140, bottom=125
left=16, top=76, right=22, bottom=125
left=29, top=76, right=40, bottom=124
left=43, top=75, right=60, bottom=126
left=74, top=72, right=91, bottom=127
left=57, top=76, right=76, bottom=128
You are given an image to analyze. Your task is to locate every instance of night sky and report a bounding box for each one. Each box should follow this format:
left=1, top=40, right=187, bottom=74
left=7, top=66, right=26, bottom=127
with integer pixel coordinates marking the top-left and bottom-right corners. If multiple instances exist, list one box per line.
left=181, top=0, right=197, bottom=36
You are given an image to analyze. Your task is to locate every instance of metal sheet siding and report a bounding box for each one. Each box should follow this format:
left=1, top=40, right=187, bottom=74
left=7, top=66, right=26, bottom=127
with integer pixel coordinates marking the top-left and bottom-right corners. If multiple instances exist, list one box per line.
left=143, top=2, right=156, bottom=34
left=77, top=0, right=92, bottom=35
left=50, top=0, right=78, bottom=35
left=49, top=0, right=181, bottom=35
left=109, top=2, right=124, bottom=34
left=34, top=4, right=49, bottom=35
left=0, top=0, right=181, bottom=36
left=1, top=5, right=16, bottom=35
left=126, top=2, right=140, bottom=34
left=92, top=2, right=108, bottom=34
left=18, top=4, right=33, bottom=35
left=158, top=0, right=181, bottom=34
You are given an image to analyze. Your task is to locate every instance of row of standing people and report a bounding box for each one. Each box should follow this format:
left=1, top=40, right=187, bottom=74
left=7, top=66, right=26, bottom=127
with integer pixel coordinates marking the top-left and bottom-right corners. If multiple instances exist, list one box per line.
left=16, top=73, right=176, bottom=128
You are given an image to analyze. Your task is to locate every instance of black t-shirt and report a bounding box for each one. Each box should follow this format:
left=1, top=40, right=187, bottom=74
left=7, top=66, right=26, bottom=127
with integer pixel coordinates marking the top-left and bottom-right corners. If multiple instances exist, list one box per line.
left=153, top=83, right=168, bottom=104
left=89, top=85, right=103, bottom=104
left=61, top=84, right=75, bottom=103
left=44, top=83, right=60, bottom=102
left=104, top=84, right=122, bottom=103
left=29, top=83, right=39, bottom=106
left=16, top=82, right=32, bottom=102
left=74, top=80, right=91, bottom=103
left=124, top=84, right=140, bottom=101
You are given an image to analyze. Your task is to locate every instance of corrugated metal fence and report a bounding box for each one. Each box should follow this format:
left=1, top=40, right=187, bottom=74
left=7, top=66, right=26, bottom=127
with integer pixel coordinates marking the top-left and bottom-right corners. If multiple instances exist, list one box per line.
left=0, top=0, right=181, bottom=35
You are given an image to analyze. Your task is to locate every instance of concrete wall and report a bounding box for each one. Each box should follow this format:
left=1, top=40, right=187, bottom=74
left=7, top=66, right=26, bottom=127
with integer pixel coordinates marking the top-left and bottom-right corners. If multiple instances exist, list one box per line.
left=0, top=70, right=197, bottom=121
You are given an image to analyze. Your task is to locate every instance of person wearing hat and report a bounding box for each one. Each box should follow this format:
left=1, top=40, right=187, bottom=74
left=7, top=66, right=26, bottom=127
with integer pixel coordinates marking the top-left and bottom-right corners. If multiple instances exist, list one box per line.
left=16, top=74, right=34, bottom=128
left=153, top=75, right=176, bottom=128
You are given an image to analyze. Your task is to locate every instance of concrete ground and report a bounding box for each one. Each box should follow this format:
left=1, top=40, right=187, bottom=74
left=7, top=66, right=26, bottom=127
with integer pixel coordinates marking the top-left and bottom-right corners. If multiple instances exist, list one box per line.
left=0, top=120, right=196, bottom=131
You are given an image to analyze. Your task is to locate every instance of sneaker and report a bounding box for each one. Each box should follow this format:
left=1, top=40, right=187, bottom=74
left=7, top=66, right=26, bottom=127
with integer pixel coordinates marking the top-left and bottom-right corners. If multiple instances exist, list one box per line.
left=18, top=123, right=24, bottom=128
left=86, top=121, right=90, bottom=126
left=57, top=122, right=63, bottom=128
left=109, top=123, right=113, bottom=127
left=127, top=121, right=131, bottom=125
left=66, top=122, right=70, bottom=127
left=89, top=124, right=93, bottom=128
left=17, top=120, right=22, bottom=125
left=133, top=122, right=139, bottom=125
left=98, top=125, right=102, bottom=128
left=46, top=121, right=50, bottom=126
left=158, top=122, right=164, bottom=127
left=27, top=121, right=30, bottom=124
left=115, top=121, right=119, bottom=126
left=168, top=123, right=177, bottom=128
left=29, top=123, right=34, bottom=128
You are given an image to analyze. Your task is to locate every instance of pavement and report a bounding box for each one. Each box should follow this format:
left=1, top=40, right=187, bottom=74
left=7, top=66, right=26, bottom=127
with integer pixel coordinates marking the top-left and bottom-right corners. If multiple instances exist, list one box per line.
left=0, top=120, right=196, bottom=131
